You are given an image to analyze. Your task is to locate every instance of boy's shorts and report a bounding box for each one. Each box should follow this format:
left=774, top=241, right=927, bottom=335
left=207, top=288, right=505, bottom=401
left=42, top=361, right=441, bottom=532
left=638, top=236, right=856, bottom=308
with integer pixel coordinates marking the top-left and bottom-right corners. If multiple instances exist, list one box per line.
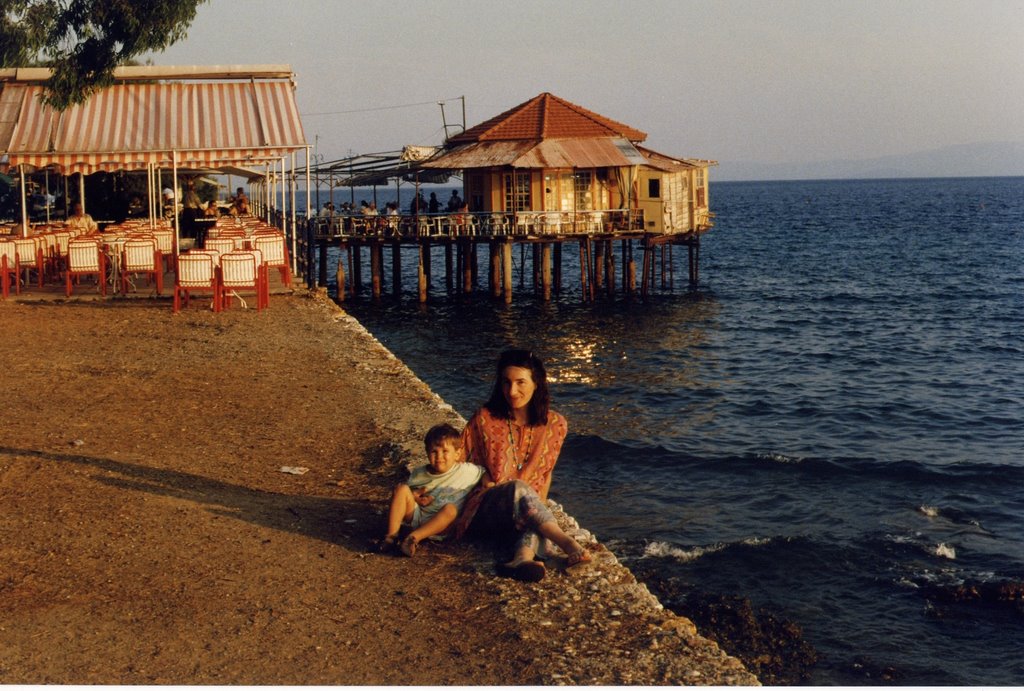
left=404, top=505, right=449, bottom=540
left=406, top=505, right=427, bottom=529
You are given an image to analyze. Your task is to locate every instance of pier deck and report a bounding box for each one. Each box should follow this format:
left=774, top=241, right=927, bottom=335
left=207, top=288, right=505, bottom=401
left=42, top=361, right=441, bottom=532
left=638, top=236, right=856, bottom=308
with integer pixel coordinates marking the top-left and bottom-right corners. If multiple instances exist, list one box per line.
left=305, top=210, right=705, bottom=303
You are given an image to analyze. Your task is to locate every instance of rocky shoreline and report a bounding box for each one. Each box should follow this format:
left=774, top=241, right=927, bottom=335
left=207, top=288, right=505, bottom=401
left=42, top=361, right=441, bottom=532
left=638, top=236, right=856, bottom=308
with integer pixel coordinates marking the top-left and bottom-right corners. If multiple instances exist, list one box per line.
left=0, top=290, right=757, bottom=685
left=322, top=295, right=758, bottom=685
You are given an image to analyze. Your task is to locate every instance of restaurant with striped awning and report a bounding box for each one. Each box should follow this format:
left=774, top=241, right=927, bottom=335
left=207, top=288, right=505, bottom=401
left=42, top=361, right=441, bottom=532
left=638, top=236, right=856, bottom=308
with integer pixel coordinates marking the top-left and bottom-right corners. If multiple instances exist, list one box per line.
left=0, top=65, right=310, bottom=235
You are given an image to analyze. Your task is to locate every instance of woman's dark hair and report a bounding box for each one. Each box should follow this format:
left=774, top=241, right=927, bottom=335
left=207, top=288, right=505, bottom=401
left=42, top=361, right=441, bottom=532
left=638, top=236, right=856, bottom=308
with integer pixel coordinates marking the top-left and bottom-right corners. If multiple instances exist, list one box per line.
left=423, top=423, right=462, bottom=453
left=484, top=349, right=550, bottom=426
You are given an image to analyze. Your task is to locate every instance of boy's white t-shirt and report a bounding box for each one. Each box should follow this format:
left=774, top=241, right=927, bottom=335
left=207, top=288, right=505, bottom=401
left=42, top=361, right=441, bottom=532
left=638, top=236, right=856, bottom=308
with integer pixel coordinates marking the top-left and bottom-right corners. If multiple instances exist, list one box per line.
left=407, top=461, right=484, bottom=523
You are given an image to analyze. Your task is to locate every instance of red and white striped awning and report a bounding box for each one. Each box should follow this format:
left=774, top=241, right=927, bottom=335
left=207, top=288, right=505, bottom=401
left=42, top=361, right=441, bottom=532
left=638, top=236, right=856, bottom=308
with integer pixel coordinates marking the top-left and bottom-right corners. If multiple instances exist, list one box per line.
left=0, top=80, right=306, bottom=174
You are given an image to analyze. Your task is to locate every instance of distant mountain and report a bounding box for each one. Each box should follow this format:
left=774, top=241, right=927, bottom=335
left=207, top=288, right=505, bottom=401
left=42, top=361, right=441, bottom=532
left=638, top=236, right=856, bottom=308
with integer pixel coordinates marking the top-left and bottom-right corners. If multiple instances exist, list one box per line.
left=716, top=141, right=1024, bottom=182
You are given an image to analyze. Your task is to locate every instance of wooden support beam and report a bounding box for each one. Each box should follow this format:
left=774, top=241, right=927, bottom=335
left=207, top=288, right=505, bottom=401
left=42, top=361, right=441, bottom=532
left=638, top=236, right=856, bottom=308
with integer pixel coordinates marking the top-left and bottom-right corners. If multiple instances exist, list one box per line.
left=342, top=251, right=350, bottom=300
left=351, top=240, right=362, bottom=296
left=418, top=244, right=427, bottom=303
left=502, top=240, right=513, bottom=304
left=667, top=242, right=674, bottom=290
left=445, top=239, right=454, bottom=294
left=621, top=240, right=629, bottom=295
left=318, top=236, right=328, bottom=287
left=553, top=242, right=562, bottom=294
left=462, top=238, right=473, bottom=294
left=422, top=239, right=432, bottom=291
left=471, top=240, right=479, bottom=289
left=605, top=239, right=615, bottom=298
left=391, top=240, right=401, bottom=296
left=490, top=240, right=501, bottom=298
left=541, top=242, right=552, bottom=301
left=370, top=241, right=382, bottom=298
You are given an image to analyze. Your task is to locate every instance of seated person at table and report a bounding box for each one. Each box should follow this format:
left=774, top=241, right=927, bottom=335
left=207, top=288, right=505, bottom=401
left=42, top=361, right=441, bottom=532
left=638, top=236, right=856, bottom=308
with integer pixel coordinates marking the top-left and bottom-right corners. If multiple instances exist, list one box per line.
left=66, top=203, right=98, bottom=234
left=380, top=423, right=486, bottom=558
left=231, top=187, right=250, bottom=215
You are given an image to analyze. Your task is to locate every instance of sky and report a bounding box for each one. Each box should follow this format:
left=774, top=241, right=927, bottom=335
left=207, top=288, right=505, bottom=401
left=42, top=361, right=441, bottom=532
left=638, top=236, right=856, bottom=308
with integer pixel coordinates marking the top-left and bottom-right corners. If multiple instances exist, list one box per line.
left=148, top=0, right=1024, bottom=168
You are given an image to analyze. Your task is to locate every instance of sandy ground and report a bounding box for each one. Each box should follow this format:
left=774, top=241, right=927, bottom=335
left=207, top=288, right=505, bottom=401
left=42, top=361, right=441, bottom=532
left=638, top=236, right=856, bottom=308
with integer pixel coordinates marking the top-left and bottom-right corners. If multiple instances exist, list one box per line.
left=0, top=290, right=756, bottom=685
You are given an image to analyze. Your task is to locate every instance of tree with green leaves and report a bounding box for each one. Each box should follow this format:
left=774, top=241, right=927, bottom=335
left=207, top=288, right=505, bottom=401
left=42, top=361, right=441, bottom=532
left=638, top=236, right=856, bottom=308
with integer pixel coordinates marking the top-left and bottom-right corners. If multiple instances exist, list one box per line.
left=0, top=0, right=206, bottom=110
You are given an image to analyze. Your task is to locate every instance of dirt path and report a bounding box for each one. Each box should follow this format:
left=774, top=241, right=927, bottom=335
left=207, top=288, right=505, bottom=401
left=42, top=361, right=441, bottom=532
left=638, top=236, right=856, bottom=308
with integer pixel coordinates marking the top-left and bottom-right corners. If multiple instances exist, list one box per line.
left=0, top=292, right=756, bottom=685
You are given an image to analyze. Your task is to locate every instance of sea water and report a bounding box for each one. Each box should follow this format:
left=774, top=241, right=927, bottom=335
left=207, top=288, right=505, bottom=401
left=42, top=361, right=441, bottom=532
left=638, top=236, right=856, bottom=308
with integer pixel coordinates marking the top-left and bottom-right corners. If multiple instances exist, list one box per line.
left=334, top=177, right=1024, bottom=685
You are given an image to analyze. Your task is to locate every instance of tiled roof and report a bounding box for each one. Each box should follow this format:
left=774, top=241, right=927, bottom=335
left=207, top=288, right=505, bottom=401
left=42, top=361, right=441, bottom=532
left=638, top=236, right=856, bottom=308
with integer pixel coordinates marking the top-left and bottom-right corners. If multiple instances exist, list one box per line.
left=447, top=93, right=647, bottom=145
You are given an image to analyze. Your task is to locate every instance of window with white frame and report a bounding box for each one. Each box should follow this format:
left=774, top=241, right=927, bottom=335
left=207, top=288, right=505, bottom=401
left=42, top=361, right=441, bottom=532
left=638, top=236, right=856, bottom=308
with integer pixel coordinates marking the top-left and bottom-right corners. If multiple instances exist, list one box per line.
left=504, top=172, right=531, bottom=212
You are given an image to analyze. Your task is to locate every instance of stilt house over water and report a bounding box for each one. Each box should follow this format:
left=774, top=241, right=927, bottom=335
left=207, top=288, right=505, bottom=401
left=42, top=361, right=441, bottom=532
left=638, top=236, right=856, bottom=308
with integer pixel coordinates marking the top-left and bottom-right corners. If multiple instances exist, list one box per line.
left=421, top=92, right=716, bottom=236
left=317, top=93, right=718, bottom=302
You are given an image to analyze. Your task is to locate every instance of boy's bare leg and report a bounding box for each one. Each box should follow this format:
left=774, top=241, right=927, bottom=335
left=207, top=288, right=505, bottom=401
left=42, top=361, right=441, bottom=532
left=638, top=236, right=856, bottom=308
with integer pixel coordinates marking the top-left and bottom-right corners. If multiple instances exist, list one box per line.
left=385, top=484, right=417, bottom=541
left=401, top=504, right=457, bottom=557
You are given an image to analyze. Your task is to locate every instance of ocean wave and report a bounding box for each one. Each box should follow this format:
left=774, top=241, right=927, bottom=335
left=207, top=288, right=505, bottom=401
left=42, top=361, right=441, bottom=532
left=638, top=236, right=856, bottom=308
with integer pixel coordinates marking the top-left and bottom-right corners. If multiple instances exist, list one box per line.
left=643, top=540, right=725, bottom=562
left=643, top=536, right=776, bottom=563
left=935, top=543, right=957, bottom=560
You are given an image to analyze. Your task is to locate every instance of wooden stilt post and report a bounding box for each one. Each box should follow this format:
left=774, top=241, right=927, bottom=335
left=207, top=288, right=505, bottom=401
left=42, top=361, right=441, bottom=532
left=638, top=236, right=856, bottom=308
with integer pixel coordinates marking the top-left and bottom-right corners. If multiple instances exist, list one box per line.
left=490, top=240, right=501, bottom=298
left=391, top=240, right=401, bottom=297
left=690, top=238, right=699, bottom=287
left=342, top=249, right=350, bottom=300
left=579, top=238, right=589, bottom=303
left=519, top=243, right=526, bottom=290
left=417, top=243, right=427, bottom=303
left=541, top=242, right=552, bottom=301
left=605, top=239, right=615, bottom=298
left=422, top=239, right=432, bottom=292
left=667, top=242, right=674, bottom=290
left=628, top=253, right=637, bottom=295
left=318, top=236, right=328, bottom=287
left=553, top=242, right=562, bottom=294
left=587, top=238, right=596, bottom=302
left=621, top=240, right=629, bottom=296
left=470, top=240, right=478, bottom=289
left=640, top=237, right=650, bottom=300
left=532, top=243, right=541, bottom=292
left=445, top=239, right=454, bottom=294
left=351, top=240, right=362, bottom=296
left=502, top=239, right=513, bottom=304
left=370, top=241, right=382, bottom=298
left=462, top=238, right=473, bottom=294
left=660, top=243, right=667, bottom=289
left=593, top=240, right=605, bottom=291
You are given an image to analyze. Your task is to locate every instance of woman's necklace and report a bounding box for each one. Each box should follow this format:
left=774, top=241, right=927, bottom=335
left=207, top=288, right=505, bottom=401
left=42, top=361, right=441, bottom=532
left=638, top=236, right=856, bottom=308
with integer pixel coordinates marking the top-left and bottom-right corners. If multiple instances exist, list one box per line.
left=507, top=419, right=534, bottom=471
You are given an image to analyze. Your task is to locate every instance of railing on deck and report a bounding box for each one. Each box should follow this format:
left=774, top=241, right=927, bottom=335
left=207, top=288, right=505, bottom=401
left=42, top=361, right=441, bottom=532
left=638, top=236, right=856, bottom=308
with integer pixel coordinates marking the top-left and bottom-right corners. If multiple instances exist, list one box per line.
left=309, top=209, right=647, bottom=241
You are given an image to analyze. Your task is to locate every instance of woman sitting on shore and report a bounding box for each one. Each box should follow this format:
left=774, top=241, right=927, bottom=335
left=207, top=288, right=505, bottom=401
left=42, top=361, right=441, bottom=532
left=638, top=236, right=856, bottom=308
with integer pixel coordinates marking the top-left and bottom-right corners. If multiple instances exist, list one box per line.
left=453, top=349, right=591, bottom=581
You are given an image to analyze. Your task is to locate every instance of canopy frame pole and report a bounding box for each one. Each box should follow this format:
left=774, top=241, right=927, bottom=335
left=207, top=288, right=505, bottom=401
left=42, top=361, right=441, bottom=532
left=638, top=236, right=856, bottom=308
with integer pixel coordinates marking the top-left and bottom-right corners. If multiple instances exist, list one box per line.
left=19, top=165, right=28, bottom=236
left=303, top=146, right=311, bottom=277
left=146, top=163, right=154, bottom=227
left=172, top=151, right=180, bottom=254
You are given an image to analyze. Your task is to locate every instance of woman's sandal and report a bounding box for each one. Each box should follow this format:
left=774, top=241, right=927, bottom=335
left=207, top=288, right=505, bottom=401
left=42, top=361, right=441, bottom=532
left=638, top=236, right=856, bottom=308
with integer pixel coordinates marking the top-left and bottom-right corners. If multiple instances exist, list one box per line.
left=400, top=535, right=419, bottom=558
left=566, top=548, right=592, bottom=568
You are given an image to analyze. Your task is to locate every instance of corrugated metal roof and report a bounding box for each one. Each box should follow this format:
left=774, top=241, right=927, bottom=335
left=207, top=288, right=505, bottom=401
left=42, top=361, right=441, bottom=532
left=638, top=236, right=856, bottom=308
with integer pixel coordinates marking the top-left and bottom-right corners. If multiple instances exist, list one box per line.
left=446, top=92, right=646, bottom=145
left=0, top=80, right=306, bottom=173
left=422, top=137, right=647, bottom=170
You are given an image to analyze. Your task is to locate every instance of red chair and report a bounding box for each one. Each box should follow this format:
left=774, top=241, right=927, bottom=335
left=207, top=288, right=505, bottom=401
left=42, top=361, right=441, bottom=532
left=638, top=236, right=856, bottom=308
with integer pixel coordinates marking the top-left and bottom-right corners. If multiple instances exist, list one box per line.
left=121, top=237, right=164, bottom=295
left=219, top=250, right=268, bottom=311
left=1, top=239, right=18, bottom=298
left=65, top=238, right=107, bottom=297
left=13, top=237, right=44, bottom=289
left=173, top=252, right=221, bottom=313
left=252, top=232, right=292, bottom=288
left=152, top=229, right=175, bottom=273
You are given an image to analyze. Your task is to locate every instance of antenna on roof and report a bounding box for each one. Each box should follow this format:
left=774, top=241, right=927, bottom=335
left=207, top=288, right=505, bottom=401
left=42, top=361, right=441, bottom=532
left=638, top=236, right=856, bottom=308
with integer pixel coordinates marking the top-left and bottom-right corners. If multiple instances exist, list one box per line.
left=439, top=96, right=466, bottom=142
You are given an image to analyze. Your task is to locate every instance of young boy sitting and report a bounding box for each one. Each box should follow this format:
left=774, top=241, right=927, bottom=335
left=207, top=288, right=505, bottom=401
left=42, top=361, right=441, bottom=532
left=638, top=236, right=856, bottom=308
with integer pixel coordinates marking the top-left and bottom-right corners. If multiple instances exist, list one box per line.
left=381, top=423, right=486, bottom=557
